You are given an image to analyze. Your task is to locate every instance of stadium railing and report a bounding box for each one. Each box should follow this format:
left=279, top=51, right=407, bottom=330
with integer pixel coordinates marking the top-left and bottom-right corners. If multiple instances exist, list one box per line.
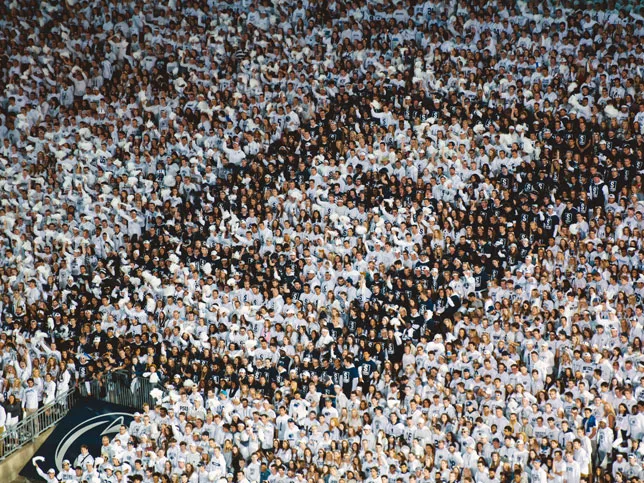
left=78, top=370, right=165, bottom=410
left=0, top=372, right=167, bottom=462
left=0, top=387, right=77, bottom=462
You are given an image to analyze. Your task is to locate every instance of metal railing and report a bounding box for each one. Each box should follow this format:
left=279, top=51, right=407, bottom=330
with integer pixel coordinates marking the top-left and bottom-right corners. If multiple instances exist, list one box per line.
left=0, top=372, right=167, bottom=463
left=0, top=388, right=77, bottom=462
left=78, top=371, right=166, bottom=409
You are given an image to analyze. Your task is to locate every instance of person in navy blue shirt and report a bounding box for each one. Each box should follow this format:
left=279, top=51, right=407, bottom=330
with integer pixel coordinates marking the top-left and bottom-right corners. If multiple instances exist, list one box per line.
left=341, top=356, right=360, bottom=397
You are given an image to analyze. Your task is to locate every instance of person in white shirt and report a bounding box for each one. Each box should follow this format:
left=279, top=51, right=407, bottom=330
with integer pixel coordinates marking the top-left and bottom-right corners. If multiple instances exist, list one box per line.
left=530, top=458, right=548, bottom=483
left=22, top=378, right=40, bottom=414
left=573, top=437, right=591, bottom=480
left=222, top=140, right=247, bottom=165
left=0, top=403, right=6, bottom=436
left=595, top=419, right=614, bottom=468
left=43, top=373, right=57, bottom=406
left=551, top=450, right=566, bottom=483
left=22, top=377, right=41, bottom=432
left=564, top=452, right=581, bottom=483
left=33, top=463, right=59, bottom=483
left=74, top=445, right=94, bottom=469
left=57, top=460, right=76, bottom=482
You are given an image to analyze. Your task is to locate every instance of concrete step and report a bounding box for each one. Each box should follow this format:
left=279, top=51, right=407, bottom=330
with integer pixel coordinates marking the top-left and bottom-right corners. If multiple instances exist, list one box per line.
left=5, top=428, right=55, bottom=483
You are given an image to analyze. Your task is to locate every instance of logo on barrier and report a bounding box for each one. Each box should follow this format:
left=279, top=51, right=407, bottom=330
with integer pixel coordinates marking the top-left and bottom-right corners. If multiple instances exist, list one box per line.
left=54, top=412, right=133, bottom=470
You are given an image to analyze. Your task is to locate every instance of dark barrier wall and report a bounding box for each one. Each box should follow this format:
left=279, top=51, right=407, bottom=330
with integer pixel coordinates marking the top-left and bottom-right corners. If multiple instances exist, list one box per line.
left=20, top=398, right=134, bottom=481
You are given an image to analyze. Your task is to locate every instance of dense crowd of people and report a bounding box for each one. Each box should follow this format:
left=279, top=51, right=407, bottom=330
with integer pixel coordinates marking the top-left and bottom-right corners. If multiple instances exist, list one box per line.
left=2, top=0, right=644, bottom=482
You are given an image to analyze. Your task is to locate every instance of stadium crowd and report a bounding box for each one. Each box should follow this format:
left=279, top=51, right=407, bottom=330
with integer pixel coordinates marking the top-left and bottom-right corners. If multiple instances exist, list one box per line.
left=2, top=0, right=644, bottom=482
